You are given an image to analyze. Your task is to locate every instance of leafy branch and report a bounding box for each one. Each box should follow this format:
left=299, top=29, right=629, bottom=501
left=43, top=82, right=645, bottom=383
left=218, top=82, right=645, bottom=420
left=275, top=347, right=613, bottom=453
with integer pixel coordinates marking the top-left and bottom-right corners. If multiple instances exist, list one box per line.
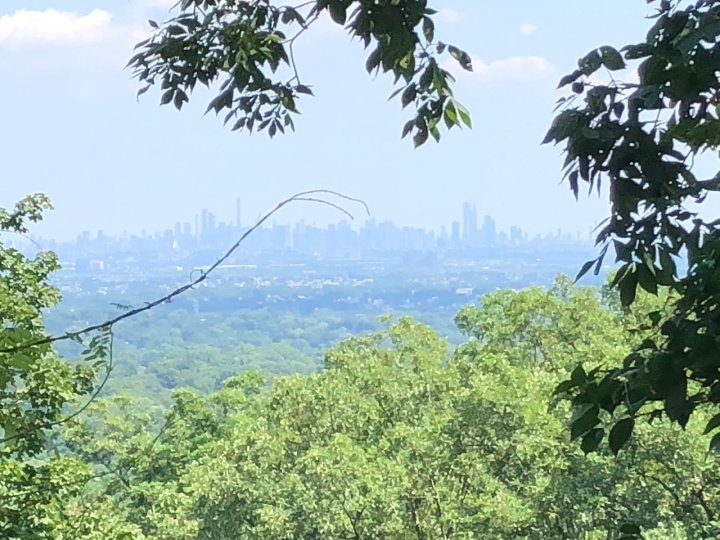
left=128, top=0, right=474, bottom=145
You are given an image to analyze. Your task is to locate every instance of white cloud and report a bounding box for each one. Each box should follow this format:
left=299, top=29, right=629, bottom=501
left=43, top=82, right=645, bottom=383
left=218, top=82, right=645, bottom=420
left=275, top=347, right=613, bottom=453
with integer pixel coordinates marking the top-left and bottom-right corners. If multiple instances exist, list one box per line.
left=520, top=23, right=538, bottom=37
left=437, top=8, right=464, bottom=24
left=0, top=8, right=112, bottom=48
left=451, top=55, right=553, bottom=82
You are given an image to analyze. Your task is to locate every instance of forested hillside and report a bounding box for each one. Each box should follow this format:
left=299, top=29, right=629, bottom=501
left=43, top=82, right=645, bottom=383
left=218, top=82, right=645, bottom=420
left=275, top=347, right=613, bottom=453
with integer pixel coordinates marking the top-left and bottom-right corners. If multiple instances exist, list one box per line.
left=2, top=200, right=719, bottom=537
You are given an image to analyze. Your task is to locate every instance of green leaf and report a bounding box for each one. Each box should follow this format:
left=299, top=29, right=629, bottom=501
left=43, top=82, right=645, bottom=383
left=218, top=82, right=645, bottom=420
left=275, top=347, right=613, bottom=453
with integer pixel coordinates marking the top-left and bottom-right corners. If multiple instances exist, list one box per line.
left=608, top=418, right=634, bottom=455
left=422, top=16, right=434, bottom=43
left=443, top=101, right=458, bottom=129
left=581, top=428, right=604, bottom=454
left=575, top=259, right=595, bottom=281
left=578, top=49, right=602, bottom=75
left=401, top=84, right=416, bottom=108
left=619, top=269, right=638, bottom=307
left=571, top=404, right=599, bottom=440
left=401, top=120, right=414, bottom=139
left=557, top=69, right=582, bottom=88
left=711, top=432, right=720, bottom=452
left=570, top=364, right=587, bottom=385
left=637, top=263, right=658, bottom=295
left=328, top=2, right=347, bottom=25
left=553, top=379, right=577, bottom=396
left=453, top=99, right=472, bottom=128
left=704, top=413, right=720, bottom=435
left=413, top=124, right=429, bottom=147
left=448, top=45, right=472, bottom=71
left=366, top=47, right=381, bottom=73
left=600, top=46, right=626, bottom=70
left=160, top=89, right=174, bottom=106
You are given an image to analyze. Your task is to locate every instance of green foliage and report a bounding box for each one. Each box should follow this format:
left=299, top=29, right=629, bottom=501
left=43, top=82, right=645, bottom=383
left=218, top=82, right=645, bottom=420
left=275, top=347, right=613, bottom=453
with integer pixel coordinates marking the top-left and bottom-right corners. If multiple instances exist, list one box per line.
left=0, top=198, right=115, bottom=537
left=128, top=0, right=473, bottom=146
left=57, top=280, right=720, bottom=538
left=548, top=0, right=720, bottom=452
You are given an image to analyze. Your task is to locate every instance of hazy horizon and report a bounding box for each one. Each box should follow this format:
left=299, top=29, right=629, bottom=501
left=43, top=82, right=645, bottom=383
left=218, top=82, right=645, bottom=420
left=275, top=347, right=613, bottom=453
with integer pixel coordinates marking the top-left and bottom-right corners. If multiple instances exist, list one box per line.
left=2, top=1, right=655, bottom=242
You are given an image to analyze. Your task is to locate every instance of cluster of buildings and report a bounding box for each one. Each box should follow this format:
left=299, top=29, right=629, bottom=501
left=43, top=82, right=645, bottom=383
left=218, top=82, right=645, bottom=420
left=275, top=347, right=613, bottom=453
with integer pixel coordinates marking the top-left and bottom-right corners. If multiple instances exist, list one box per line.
left=28, top=201, right=591, bottom=263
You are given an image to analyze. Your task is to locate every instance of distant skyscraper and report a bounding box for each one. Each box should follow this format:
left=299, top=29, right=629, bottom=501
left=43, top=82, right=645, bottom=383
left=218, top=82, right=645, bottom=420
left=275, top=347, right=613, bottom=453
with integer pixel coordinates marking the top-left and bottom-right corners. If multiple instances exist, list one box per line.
left=451, top=221, right=460, bottom=244
left=235, top=198, right=242, bottom=228
left=482, top=215, right=496, bottom=244
left=462, top=202, right=477, bottom=243
left=201, top=208, right=209, bottom=237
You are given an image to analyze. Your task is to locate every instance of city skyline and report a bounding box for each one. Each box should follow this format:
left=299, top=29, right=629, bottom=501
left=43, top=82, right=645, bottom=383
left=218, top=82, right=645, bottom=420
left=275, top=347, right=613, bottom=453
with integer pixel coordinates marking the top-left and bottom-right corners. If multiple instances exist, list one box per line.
left=36, top=199, right=592, bottom=247
left=17, top=200, right=596, bottom=266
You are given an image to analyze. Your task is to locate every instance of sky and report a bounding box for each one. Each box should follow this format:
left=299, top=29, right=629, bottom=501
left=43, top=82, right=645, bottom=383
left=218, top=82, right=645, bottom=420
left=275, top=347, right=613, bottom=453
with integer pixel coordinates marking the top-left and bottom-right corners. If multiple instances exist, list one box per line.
left=0, top=1, right=654, bottom=241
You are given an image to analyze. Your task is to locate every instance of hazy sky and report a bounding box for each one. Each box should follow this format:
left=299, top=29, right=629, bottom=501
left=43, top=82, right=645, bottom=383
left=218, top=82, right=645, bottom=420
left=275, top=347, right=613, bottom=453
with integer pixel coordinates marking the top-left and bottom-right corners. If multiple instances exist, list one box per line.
left=1, top=1, right=653, bottom=241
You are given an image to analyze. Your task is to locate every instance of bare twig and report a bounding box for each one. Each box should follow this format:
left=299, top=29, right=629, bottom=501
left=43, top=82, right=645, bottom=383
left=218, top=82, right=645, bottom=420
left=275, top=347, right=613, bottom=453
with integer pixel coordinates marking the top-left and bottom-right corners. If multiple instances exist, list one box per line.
left=0, top=189, right=368, bottom=356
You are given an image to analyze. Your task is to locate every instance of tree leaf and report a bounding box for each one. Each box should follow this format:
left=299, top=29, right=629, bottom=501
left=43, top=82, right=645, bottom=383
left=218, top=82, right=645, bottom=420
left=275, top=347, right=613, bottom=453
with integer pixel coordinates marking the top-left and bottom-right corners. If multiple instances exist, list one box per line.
left=401, top=84, right=416, bottom=108
left=328, top=2, right=347, bottom=25
left=422, top=16, right=434, bottom=43
left=575, top=259, right=595, bottom=281
left=581, top=428, right=604, bottom=454
left=619, top=270, right=638, bottom=307
left=609, top=418, right=634, bottom=455
left=600, top=46, right=626, bottom=70
left=160, top=89, right=174, bottom=106
left=571, top=404, right=599, bottom=440
left=704, top=412, right=720, bottom=435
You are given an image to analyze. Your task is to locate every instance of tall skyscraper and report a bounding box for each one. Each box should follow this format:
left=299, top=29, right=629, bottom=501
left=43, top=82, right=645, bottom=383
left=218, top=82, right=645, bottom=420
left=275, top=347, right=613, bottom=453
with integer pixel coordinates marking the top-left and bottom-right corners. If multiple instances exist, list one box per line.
left=462, top=202, right=477, bottom=244
left=482, top=215, right=496, bottom=244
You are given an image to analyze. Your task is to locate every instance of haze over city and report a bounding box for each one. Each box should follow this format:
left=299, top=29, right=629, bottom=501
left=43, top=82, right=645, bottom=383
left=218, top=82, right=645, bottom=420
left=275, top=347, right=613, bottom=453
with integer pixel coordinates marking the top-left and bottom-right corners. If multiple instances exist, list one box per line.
left=1, top=0, right=654, bottom=241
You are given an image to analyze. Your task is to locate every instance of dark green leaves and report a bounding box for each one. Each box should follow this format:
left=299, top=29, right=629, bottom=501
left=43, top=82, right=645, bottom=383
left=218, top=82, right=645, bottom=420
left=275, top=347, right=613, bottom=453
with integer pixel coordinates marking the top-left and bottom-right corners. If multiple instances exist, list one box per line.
left=581, top=428, right=604, bottom=454
left=422, top=16, right=434, bottom=43
left=550, top=0, right=720, bottom=450
left=619, top=524, right=643, bottom=540
left=448, top=45, right=472, bottom=71
left=599, top=46, right=626, bottom=71
left=130, top=0, right=472, bottom=146
left=328, top=1, right=347, bottom=25
left=608, top=418, right=634, bottom=455
left=571, top=404, right=600, bottom=441
left=401, top=84, right=417, bottom=109
left=704, top=413, right=720, bottom=435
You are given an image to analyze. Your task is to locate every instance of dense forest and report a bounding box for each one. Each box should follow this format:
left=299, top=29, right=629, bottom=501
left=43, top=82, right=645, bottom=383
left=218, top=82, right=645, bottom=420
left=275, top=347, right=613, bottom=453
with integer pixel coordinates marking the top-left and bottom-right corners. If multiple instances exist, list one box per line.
left=4, top=212, right=720, bottom=537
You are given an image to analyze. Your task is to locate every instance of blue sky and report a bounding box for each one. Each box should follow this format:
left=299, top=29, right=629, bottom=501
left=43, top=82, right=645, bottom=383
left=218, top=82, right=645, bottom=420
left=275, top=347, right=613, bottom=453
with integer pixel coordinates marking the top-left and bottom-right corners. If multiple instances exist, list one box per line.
left=0, top=1, right=652, bottom=241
